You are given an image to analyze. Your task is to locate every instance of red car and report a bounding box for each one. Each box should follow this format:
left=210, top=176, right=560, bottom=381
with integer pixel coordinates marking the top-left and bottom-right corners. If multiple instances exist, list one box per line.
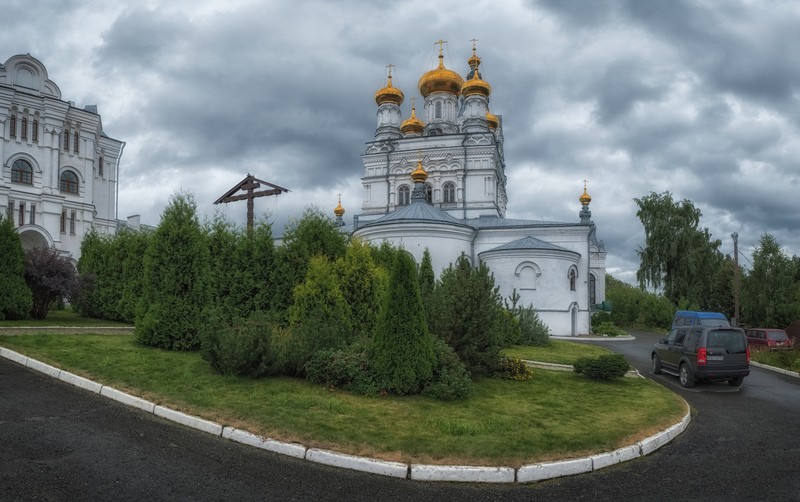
left=745, top=329, right=793, bottom=350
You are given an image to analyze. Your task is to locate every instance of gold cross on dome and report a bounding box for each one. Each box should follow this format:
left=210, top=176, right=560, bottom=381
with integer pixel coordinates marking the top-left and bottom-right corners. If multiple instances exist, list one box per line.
left=386, top=63, right=395, bottom=77
left=435, top=39, right=448, bottom=56
left=470, top=38, right=479, bottom=51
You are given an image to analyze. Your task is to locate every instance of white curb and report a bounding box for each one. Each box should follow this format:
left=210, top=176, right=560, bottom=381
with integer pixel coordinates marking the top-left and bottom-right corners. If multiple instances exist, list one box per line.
left=25, top=358, right=61, bottom=378
left=222, top=427, right=307, bottom=459
left=306, top=448, right=409, bottom=479
left=409, top=465, right=515, bottom=483
left=154, top=405, right=223, bottom=436
left=589, top=444, right=640, bottom=471
left=517, top=458, right=593, bottom=484
left=0, top=347, right=28, bottom=365
left=100, top=386, right=156, bottom=414
left=58, top=370, right=103, bottom=394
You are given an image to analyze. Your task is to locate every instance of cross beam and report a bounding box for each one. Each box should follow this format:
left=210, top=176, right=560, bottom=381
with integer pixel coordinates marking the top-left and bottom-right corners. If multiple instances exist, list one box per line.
left=214, top=174, right=289, bottom=234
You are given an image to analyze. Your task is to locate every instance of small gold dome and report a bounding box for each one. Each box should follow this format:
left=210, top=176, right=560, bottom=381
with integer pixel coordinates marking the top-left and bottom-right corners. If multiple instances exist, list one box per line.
left=461, top=70, right=492, bottom=97
left=485, top=110, right=499, bottom=130
left=374, top=72, right=404, bottom=106
left=334, top=194, right=345, bottom=217
left=579, top=182, right=592, bottom=206
left=411, top=160, right=428, bottom=183
left=401, top=101, right=425, bottom=135
left=418, top=52, right=464, bottom=98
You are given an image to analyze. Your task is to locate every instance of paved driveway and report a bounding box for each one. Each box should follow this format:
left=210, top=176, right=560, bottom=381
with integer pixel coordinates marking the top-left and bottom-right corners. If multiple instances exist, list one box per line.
left=2, top=333, right=799, bottom=501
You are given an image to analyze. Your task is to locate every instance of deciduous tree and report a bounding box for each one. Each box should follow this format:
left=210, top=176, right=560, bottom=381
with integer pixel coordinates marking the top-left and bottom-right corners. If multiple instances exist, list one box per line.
left=24, top=246, right=77, bottom=319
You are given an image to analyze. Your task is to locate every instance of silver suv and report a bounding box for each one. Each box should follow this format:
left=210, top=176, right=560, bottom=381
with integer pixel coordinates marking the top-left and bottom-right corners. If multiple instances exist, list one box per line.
left=652, top=326, right=750, bottom=388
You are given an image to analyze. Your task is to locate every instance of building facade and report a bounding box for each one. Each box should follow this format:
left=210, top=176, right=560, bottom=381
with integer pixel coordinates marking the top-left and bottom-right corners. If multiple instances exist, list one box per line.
left=0, top=54, right=124, bottom=261
left=352, top=43, right=606, bottom=336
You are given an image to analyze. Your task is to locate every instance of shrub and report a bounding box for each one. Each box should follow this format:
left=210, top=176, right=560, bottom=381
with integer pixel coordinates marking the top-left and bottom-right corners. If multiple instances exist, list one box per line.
left=24, top=246, right=78, bottom=319
left=305, top=344, right=378, bottom=395
left=201, top=312, right=280, bottom=377
left=0, top=215, right=32, bottom=320
left=573, top=354, right=630, bottom=380
left=495, top=308, right=521, bottom=348
left=496, top=356, right=534, bottom=381
left=517, top=306, right=551, bottom=346
left=422, top=338, right=472, bottom=401
left=592, top=321, right=627, bottom=337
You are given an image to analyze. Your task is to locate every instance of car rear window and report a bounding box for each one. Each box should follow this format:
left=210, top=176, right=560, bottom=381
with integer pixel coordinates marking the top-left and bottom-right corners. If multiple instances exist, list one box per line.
left=767, top=331, right=789, bottom=341
left=700, top=318, right=730, bottom=327
left=706, top=330, right=747, bottom=353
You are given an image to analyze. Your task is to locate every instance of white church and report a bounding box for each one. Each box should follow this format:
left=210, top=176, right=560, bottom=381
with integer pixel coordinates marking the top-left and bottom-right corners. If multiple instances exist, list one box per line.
left=348, top=43, right=607, bottom=336
left=0, top=54, right=124, bottom=261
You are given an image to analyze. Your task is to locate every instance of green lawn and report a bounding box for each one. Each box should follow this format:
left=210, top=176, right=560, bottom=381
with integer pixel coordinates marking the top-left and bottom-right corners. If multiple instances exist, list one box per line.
left=0, top=309, right=132, bottom=328
left=502, top=340, right=613, bottom=365
left=0, top=334, right=686, bottom=466
left=751, top=347, right=800, bottom=372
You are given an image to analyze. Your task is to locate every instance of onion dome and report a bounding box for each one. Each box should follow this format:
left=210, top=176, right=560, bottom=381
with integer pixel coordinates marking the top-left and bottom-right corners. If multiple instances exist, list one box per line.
left=374, top=68, right=404, bottom=106
left=418, top=47, right=464, bottom=98
left=411, top=160, right=428, bottom=183
left=401, top=99, right=425, bottom=135
left=334, top=194, right=345, bottom=217
left=485, top=110, right=499, bottom=130
left=466, top=41, right=482, bottom=79
left=579, top=181, right=592, bottom=206
left=461, top=69, right=492, bottom=97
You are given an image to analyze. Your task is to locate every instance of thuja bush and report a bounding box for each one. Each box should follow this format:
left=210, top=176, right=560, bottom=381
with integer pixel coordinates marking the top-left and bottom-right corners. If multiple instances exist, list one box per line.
left=421, top=337, right=472, bottom=401
left=517, top=306, right=551, bottom=346
left=573, top=354, right=630, bottom=380
left=305, top=343, right=378, bottom=395
left=496, top=356, right=534, bottom=381
left=201, top=311, right=282, bottom=377
left=0, top=215, right=32, bottom=320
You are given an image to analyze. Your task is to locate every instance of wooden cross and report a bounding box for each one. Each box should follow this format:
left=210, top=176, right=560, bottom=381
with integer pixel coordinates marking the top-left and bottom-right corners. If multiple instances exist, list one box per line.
left=213, top=174, right=289, bottom=235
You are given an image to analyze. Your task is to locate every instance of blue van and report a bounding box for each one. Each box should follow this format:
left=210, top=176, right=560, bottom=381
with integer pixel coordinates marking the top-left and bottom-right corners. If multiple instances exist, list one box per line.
left=672, top=311, right=730, bottom=328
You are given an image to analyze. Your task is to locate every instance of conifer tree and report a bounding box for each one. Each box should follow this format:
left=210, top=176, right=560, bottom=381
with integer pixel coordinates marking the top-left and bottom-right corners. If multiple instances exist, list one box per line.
left=372, top=251, right=435, bottom=395
left=136, top=193, right=211, bottom=350
left=336, top=239, right=387, bottom=341
left=0, top=215, right=32, bottom=320
left=229, top=218, right=277, bottom=316
left=418, top=248, right=435, bottom=308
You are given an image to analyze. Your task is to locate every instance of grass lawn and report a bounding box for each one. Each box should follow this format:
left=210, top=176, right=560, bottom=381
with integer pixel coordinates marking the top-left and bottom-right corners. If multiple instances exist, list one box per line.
left=502, top=340, right=613, bottom=365
left=0, top=334, right=686, bottom=466
left=0, top=309, right=132, bottom=328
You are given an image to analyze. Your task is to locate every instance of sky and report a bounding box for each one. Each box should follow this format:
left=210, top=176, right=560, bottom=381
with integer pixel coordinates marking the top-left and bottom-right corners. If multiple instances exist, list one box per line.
left=4, top=0, right=800, bottom=284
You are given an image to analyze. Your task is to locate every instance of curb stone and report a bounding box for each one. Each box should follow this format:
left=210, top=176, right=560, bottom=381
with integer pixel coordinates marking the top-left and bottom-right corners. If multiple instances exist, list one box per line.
left=750, top=361, right=799, bottom=379
left=0, top=349, right=691, bottom=484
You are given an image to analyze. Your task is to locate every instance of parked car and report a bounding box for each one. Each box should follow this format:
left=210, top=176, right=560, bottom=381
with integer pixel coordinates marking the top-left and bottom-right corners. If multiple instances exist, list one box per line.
left=671, top=310, right=730, bottom=328
left=745, top=328, right=793, bottom=350
left=652, top=326, right=750, bottom=388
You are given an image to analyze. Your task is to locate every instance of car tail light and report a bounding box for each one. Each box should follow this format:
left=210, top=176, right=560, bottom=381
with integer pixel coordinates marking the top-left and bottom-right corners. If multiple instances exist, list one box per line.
left=746, top=345, right=751, bottom=365
left=697, top=347, right=707, bottom=366
left=768, top=339, right=775, bottom=347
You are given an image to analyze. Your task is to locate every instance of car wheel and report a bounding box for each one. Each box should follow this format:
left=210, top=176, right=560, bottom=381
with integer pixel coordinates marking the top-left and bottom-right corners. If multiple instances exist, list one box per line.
left=728, top=376, right=744, bottom=387
left=652, top=354, right=662, bottom=375
left=679, top=363, right=695, bottom=388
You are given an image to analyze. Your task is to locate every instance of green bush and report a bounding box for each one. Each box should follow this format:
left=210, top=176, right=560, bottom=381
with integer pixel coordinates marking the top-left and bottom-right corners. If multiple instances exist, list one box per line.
left=305, top=344, right=378, bottom=395
left=517, top=306, right=551, bottom=346
left=421, top=338, right=472, bottom=401
left=0, top=215, right=32, bottom=320
left=573, top=354, right=630, bottom=380
left=496, top=356, right=534, bottom=381
left=592, top=321, right=628, bottom=337
left=201, top=312, right=281, bottom=377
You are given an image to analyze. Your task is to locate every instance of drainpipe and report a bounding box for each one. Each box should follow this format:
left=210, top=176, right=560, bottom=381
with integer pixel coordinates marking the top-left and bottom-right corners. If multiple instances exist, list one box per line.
left=114, top=141, right=125, bottom=232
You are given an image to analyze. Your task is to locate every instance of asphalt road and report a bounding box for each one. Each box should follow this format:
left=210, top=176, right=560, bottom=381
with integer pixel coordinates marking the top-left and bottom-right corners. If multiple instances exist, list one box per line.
left=2, top=332, right=799, bottom=501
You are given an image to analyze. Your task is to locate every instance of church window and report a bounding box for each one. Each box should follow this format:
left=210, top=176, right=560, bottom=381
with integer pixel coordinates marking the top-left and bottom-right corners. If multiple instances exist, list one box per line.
left=398, top=185, right=410, bottom=206
left=443, top=182, right=456, bottom=203
left=569, top=268, right=577, bottom=291
left=6, top=201, right=13, bottom=222
left=60, top=210, right=66, bottom=233
left=11, top=159, right=33, bottom=184
left=63, top=130, right=70, bottom=151
left=425, top=183, right=433, bottom=203
left=73, top=131, right=79, bottom=153
left=589, top=274, right=596, bottom=305
left=30, top=204, right=36, bottom=225
left=70, top=211, right=76, bottom=234
left=21, top=117, right=28, bottom=140
left=435, top=101, right=442, bottom=119
left=60, top=170, right=79, bottom=194
left=10, top=115, right=16, bottom=138
left=98, top=156, right=104, bottom=177
left=32, top=119, right=39, bottom=142
left=18, top=202, right=25, bottom=226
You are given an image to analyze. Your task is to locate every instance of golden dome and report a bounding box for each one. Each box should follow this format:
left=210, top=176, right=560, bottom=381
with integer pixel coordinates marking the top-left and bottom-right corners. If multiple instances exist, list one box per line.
left=374, top=69, right=404, bottom=106
left=411, top=160, right=428, bottom=183
left=579, top=181, right=592, bottom=206
left=485, top=110, right=499, bottom=130
left=418, top=50, right=464, bottom=98
left=334, top=194, right=345, bottom=217
left=461, top=70, right=492, bottom=97
left=401, top=100, right=425, bottom=135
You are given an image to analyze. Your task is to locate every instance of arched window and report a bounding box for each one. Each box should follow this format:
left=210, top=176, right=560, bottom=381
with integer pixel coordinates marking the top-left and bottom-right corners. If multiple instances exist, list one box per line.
left=589, top=274, right=597, bottom=305
left=569, top=268, right=577, bottom=291
left=443, top=182, right=456, bottom=203
left=398, top=185, right=410, bottom=206
left=435, top=101, right=442, bottom=119
left=11, top=159, right=33, bottom=184
left=60, top=170, right=79, bottom=194
left=425, top=183, right=433, bottom=203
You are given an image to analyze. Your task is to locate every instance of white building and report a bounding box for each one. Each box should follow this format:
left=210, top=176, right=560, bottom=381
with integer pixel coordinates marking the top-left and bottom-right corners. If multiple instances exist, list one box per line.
left=351, top=43, right=606, bottom=336
left=0, top=54, right=124, bottom=261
